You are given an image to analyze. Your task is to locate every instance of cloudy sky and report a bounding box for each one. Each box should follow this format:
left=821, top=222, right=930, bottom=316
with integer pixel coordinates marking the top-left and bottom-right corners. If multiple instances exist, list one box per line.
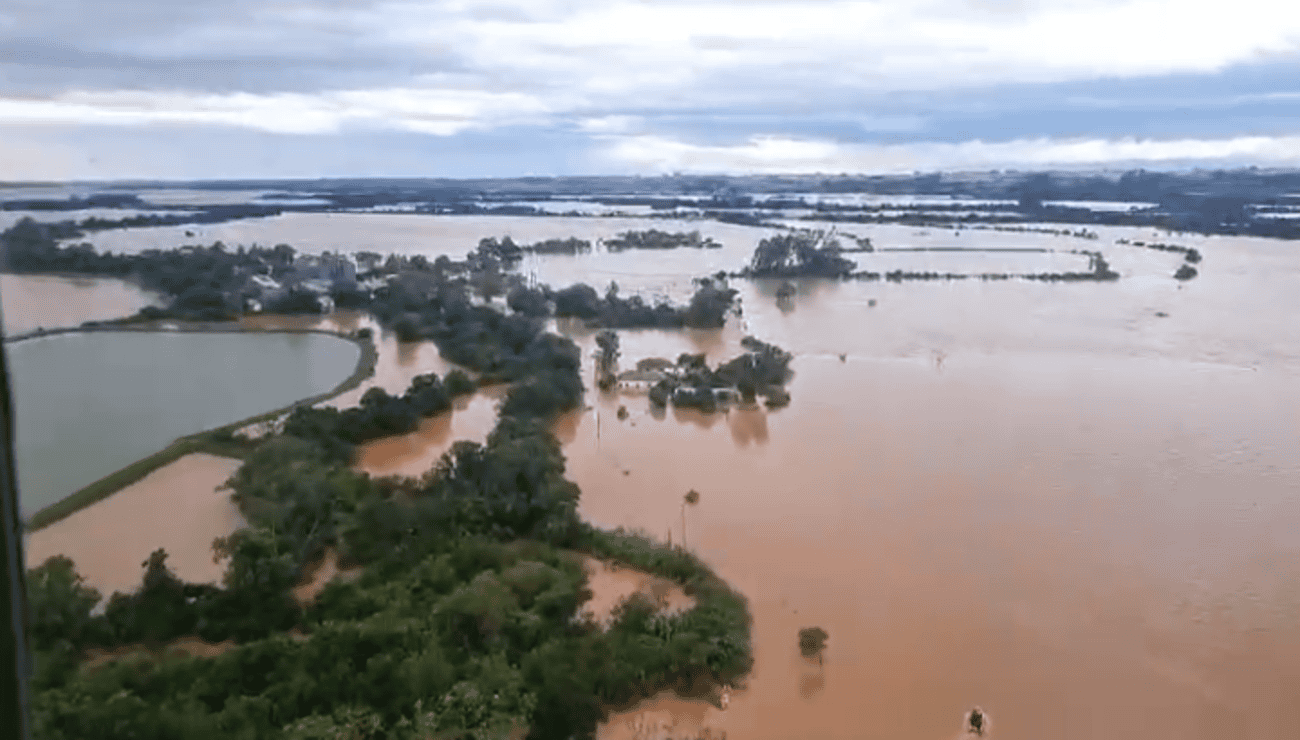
left=2, top=0, right=1299, bottom=180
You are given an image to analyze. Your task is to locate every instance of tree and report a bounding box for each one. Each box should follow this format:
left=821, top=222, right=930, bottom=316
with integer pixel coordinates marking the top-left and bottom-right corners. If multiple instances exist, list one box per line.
left=798, top=626, right=828, bottom=663
left=683, top=282, right=739, bottom=328
left=25, top=555, right=104, bottom=651
left=748, top=231, right=854, bottom=278
left=595, top=330, right=620, bottom=390
left=553, top=284, right=601, bottom=319
left=271, top=243, right=296, bottom=265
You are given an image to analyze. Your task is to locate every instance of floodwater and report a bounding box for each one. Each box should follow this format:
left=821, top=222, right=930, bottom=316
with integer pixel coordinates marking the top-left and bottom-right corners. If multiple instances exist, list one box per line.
left=0, top=273, right=160, bottom=336
left=11, top=214, right=1300, bottom=739
left=7, top=326, right=360, bottom=517
left=73, top=212, right=784, bottom=261
left=354, top=386, right=507, bottom=479
left=240, top=311, right=460, bottom=410
left=23, top=453, right=245, bottom=599
left=346, top=218, right=1300, bottom=740
left=577, top=556, right=697, bottom=630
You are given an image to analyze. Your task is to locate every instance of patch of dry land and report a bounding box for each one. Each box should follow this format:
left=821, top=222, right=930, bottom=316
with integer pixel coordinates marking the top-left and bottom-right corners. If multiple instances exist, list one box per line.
left=23, top=452, right=246, bottom=599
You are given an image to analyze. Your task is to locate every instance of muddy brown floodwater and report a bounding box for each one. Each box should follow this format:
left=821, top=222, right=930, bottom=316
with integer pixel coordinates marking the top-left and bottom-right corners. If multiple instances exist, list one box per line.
left=13, top=220, right=1300, bottom=740
left=1, top=273, right=160, bottom=336
left=23, top=453, right=246, bottom=600
left=239, top=310, right=462, bottom=410
left=578, top=556, right=696, bottom=629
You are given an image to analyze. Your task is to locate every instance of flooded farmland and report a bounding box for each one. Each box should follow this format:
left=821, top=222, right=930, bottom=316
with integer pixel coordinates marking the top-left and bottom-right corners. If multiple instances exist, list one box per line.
left=7, top=325, right=360, bottom=517
left=9, top=214, right=1300, bottom=740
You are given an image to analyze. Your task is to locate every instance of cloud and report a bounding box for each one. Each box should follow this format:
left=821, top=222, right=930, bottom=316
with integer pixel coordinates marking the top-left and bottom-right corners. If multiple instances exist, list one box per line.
left=2, top=0, right=1299, bottom=177
left=0, top=88, right=553, bottom=136
left=6, top=0, right=1300, bottom=100
left=601, top=132, right=1300, bottom=174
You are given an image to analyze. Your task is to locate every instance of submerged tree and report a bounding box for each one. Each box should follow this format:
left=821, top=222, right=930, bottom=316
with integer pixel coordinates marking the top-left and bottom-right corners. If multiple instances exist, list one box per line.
left=595, top=329, right=620, bottom=391
left=799, top=626, right=829, bottom=664
left=746, top=230, right=855, bottom=278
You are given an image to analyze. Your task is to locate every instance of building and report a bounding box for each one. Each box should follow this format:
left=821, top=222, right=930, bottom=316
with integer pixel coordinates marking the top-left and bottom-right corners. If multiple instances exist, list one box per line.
left=616, top=369, right=669, bottom=390
left=288, top=252, right=358, bottom=291
left=241, top=273, right=286, bottom=310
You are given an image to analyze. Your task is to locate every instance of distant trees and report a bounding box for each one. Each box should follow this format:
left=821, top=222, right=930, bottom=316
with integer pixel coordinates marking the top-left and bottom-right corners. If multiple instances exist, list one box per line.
left=0, top=218, right=311, bottom=321
left=521, top=237, right=592, bottom=255
left=603, top=229, right=721, bottom=251
left=745, top=230, right=855, bottom=278
left=549, top=280, right=739, bottom=330
left=683, top=279, right=739, bottom=329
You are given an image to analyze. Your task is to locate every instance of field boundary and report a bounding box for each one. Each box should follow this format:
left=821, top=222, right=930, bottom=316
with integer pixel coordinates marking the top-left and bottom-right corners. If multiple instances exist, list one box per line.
left=19, top=323, right=378, bottom=532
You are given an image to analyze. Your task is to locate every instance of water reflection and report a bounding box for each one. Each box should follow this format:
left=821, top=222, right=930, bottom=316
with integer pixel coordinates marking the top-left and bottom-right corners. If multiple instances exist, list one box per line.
left=797, top=666, right=824, bottom=702
left=727, top=407, right=769, bottom=447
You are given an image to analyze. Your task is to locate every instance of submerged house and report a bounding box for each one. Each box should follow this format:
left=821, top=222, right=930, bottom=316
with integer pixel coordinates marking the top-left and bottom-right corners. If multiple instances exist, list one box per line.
left=616, top=369, right=670, bottom=390
left=241, top=273, right=286, bottom=312
left=288, top=253, right=358, bottom=291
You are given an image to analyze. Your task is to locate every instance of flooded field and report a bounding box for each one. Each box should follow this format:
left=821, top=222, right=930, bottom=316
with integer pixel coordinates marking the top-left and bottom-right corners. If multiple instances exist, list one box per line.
left=72, top=212, right=783, bottom=261
left=9, top=213, right=1300, bottom=739
left=23, top=453, right=245, bottom=599
left=0, top=273, right=160, bottom=336
left=240, top=311, right=459, bottom=410
left=7, top=326, right=360, bottom=516
left=355, top=387, right=507, bottom=479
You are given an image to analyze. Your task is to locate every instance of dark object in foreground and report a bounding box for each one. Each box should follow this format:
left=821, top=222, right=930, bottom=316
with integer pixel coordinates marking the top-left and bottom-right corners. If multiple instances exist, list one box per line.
left=0, top=322, right=33, bottom=740
left=968, top=706, right=986, bottom=736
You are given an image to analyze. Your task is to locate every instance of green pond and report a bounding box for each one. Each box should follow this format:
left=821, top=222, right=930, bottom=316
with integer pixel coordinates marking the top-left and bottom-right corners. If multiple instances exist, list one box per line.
left=7, top=330, right=360, bottom=518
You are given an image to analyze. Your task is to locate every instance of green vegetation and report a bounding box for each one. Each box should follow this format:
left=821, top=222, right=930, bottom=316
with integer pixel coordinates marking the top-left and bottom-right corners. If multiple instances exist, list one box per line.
left=649, top=337, right=795, bottom=412
left=8, top=213, right=765, bottom=738
left=282, top=371, right=476, bottom=464
left=744, top=230, right=855, bottom=279
left=544, top=278, right=738, bottom=330
left=0, top=218, right=308, bottom=321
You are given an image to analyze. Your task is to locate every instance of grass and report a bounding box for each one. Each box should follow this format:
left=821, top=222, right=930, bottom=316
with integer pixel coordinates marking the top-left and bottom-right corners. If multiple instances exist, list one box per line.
left=21, top=324, right=378, bottom=533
